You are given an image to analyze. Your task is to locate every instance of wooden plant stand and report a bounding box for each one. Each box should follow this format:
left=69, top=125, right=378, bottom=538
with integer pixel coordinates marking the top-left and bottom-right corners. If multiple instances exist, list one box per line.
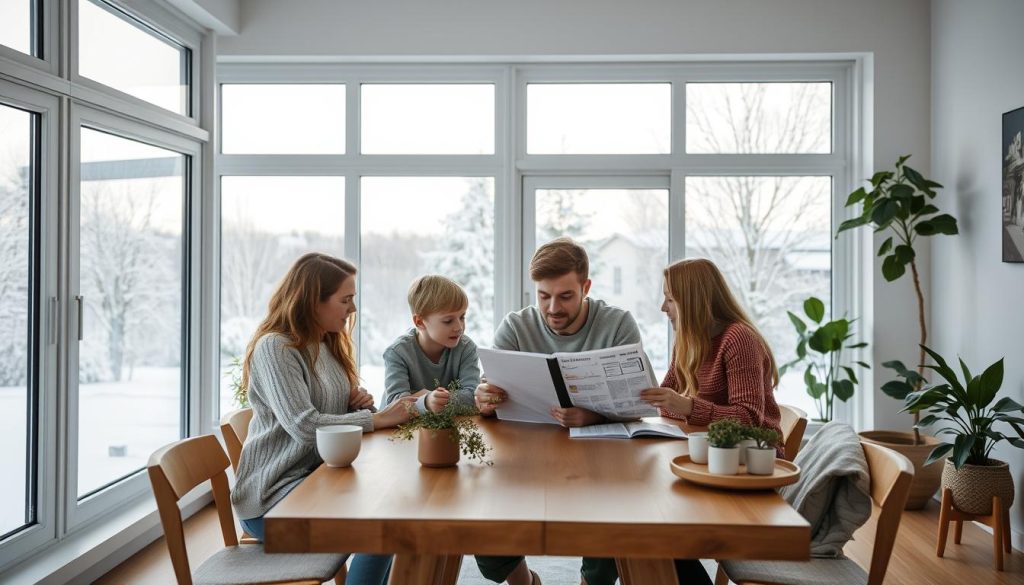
left=936, top=488, right=1012, bottom=571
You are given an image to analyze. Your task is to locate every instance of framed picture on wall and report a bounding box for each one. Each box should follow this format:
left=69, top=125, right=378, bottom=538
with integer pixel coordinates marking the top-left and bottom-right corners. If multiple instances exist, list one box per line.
left=1004, top=105, right=1024, bottom=263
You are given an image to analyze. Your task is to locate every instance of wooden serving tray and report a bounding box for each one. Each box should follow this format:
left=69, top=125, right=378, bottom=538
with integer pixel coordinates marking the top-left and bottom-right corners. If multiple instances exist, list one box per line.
left=670, top=454, right=800, bottom=490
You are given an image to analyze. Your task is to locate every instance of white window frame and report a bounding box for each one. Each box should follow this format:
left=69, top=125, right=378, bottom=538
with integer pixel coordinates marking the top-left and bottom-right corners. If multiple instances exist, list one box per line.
left=0, top=77, right=61, bottom=568
left=215, top=58, right=867, bottom=428
left=0, top=0, right=60, bottom=79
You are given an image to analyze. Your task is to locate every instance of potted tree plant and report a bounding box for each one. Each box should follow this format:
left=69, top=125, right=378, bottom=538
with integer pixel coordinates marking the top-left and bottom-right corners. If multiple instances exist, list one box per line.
left=897, top=346, right=1024, bottom=516
left=391, top=379, right=492, bottom=467
left=744, top=426, right=782, bottom=476
left=836, top=154, right=959, bottom=508
left=707, top=418, right=746, bottom=475
left=780, top=296, right=869, bottom=426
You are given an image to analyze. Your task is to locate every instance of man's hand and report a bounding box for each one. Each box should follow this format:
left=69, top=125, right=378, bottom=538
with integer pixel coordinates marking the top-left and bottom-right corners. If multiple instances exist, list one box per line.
left=640, top=387, right=692, bottom=416
left=549, top=406, right=604, bottom=427
left=474, top=381, right=507, bottom=416
left=426, top=387, right=451, bottom=413
left=349, top=386, right=376, bottom=411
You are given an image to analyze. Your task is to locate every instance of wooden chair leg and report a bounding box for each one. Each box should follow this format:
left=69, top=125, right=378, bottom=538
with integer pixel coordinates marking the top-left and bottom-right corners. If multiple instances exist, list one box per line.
left=714, top=564, right=730, bottom=585
left=334, top=562, right=347, bottom=584
left=993, top=496, right=1004, bottom=571
left=937, top=488, right=952, bottom=557
left=954, top=520, right=963, bottom=544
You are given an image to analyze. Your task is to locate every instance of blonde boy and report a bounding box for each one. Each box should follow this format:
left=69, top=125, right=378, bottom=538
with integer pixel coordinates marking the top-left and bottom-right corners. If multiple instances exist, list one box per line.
left=382, top=275, right=480, bottom=413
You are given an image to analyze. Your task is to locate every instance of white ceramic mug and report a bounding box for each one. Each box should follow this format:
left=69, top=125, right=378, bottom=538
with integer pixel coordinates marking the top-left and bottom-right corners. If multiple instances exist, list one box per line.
left=316, top=425, right=363, bottom=467
left=688, top=432, right=709, bottom=464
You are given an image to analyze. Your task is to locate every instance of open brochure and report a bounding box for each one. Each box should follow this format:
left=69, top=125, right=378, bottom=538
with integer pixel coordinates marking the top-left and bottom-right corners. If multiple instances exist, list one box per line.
left=569, top=420, right=687, bottom=440
left=477, top=343, right=659, bottom=425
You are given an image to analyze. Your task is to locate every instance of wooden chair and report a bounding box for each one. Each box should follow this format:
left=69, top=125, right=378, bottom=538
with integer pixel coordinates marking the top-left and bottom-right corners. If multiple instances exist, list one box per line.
left=147, top=434, right=349, bottom=585
left=220, top=407, right=253, bottom=473
left=715, top=441, right=914, bottom=585
left=778, top=404, right=808, bottom=462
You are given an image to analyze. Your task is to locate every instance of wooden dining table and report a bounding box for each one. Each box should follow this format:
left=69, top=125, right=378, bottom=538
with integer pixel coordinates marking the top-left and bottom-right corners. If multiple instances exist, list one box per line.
left=264, top=417, right=809, bottom=584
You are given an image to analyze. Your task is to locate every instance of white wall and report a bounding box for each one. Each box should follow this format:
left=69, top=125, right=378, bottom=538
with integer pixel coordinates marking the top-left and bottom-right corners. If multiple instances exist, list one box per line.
left=217, top=0, right=933, bottom=431
left=931, top=0, right=1024, bottom=542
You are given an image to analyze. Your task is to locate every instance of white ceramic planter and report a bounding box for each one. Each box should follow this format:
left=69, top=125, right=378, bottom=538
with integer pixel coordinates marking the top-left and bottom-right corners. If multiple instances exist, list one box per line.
left=707, top=446, right=740, bottom=475
left=746, top=447, right=776, bottom=475
left=688, top=432, right=709, bottom=464
left=737, top=438, right=757, bottom=465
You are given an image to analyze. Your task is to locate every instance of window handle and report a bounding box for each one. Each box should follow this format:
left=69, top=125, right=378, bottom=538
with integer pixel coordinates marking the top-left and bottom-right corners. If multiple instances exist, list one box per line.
left=75, top=295, right=84, bottom=341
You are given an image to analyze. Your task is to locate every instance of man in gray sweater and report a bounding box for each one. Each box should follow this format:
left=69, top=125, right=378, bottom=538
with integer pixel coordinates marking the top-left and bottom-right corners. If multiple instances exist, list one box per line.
left=474, top=237, right=642, bottom=585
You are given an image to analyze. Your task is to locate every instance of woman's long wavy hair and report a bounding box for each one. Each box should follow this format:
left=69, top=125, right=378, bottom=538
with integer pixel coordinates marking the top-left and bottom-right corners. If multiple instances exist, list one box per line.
left=241, top=253, right=359, bottom=399
left=665, top=258, right=779, bottom=397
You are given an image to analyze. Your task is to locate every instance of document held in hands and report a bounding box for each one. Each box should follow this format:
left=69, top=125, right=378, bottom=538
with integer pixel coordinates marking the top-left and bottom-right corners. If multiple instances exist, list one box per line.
left=569, top=420, right=687, bottom=440
left=477, top=343, right=659, bottom=425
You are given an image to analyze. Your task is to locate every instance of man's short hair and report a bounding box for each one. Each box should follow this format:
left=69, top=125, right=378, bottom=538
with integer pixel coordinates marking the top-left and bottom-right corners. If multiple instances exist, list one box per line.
left=407, top=275, right=469, bottom=316
left=529, top=237, right=589, bottom=282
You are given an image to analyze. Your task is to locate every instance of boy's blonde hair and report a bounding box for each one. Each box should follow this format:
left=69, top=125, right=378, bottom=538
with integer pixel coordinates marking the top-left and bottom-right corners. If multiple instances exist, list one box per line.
left=408, top=275, right=469, bottom=317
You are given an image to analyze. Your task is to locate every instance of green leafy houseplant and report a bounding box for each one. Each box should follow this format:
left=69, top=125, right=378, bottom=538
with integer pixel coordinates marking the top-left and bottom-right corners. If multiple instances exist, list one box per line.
left=780, top=297, right=869, bottom=422
left=745, top=426, right=781, bottom=451
left=391, top=379, right=493, bottom=466
left=707, top=418, right=747, bottom=448
left=897, top=346, right=1024, bottom=468
left=226, top=356, right=247, bottom=408
left=836, top=155, right=959, bottom=443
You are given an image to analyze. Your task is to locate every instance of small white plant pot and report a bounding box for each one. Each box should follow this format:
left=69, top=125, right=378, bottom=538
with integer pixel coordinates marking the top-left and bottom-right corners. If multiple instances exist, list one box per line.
left=688, top=432, right=709, bottom=464
left=737, top=439, right=757, bottom=465
left=745, top=447, right=776, bottom=475
left=707, top=446, right=740, bottom=475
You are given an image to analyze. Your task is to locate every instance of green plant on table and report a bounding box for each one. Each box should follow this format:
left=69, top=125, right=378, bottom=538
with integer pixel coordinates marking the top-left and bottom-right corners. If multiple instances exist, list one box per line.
left=707, top=418, right=747, bottom=449
left=390, top=379, right=493, bottom=465
left=744, top=426, right=781, bottom=450
left=896, top=346, right=1024, bottom=469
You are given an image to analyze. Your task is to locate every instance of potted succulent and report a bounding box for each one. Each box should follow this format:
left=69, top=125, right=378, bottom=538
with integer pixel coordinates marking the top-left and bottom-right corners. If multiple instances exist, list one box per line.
left=707, top=418, right=746, bottom=475
left=897, top=346, right=1024, bottom=515
left=780, top=296, right=869, bottom=425
left=836, top=154, right=959, bottom=508
left=391, top=379, right=493, bottom=467
left=744, top=426, right=781, bottom=476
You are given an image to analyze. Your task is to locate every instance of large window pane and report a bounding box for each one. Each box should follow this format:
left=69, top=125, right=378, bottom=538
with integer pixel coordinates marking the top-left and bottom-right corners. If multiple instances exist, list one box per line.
left=78, top=128, right=184, bottom=497
left=78, top=0, right=189, bottom=115
left=527, top=84, right=671, bottom=154
left=0, top=0, right=36, bottom=56
left=0, top=104, right=35, bottom=537
left=221, top=85, right=346, bottom=154
left=361, top=84, right=494, bottom=154
left=534, top=188, right=669, bottom=375
left=360, top=177, right=495, bottom=405
left=219, top=177, right=345, bottom=416
left=685, top=176, right=832, bottom=417
left=686, top=82, right=832, bottom=154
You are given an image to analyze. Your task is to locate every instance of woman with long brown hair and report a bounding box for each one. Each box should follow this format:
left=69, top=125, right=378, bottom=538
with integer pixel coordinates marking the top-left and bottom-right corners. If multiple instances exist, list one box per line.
left=640, top=258, right=783, bottom=585
left=231, top=252, right=414, bottom=585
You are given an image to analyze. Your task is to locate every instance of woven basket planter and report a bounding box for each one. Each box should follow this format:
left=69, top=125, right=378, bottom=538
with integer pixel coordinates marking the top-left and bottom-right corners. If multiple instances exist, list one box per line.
left=941, top=458, right=1014, bottom=516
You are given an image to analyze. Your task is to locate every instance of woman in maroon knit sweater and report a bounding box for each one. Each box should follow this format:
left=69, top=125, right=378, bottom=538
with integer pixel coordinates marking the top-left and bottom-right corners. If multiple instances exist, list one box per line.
left=640, top=258, right=783, bottom=439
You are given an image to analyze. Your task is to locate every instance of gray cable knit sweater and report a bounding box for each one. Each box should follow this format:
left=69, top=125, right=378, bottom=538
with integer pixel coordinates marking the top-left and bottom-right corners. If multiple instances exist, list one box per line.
left=230, top=333, right=374, bottom=520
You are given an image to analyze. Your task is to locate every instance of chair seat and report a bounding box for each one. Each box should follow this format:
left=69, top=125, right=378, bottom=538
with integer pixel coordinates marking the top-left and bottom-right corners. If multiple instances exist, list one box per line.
left=721, top=557, right=867, bottom=585
left=193, top=544, right=348, bottom=585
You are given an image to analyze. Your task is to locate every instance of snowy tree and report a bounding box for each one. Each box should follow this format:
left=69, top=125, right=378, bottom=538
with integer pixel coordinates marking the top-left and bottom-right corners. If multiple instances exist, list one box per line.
left=537, top=189, right=592, bottom=243
left=425, top=178, right=495, bottom=347
left=0, top=156, right=30, bottom=387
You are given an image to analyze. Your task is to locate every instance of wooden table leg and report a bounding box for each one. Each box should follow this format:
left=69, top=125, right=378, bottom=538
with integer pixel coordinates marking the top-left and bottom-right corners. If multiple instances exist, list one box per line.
left=438, top=555, right=463, bottom=585
left=616, top=558, right=677, bottom=585
left=389, top=553, right=449, bottom=584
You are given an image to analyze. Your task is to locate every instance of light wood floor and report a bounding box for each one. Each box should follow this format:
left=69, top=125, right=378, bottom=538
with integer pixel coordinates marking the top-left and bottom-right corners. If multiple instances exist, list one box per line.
left=95, top=499, right=1023, bottom=584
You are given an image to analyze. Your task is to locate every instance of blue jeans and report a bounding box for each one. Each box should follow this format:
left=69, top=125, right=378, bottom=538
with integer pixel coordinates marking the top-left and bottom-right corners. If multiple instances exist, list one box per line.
left=240, top=516, right=393, bottom=585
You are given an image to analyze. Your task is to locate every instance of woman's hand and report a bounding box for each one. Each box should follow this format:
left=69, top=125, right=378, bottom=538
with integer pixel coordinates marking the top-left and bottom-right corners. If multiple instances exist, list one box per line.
left=372, top=396, right=417, bottom=429
left=474, top=381, right=507, bottom=416
left=640, top=387, right=693, bottom=416
left=426, top=387, right=451, bottom=413
left=348, top=386, right=376, bottom=411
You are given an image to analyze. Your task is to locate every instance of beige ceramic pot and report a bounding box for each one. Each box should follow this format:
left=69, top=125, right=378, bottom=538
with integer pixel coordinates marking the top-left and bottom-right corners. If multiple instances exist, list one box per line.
left=418, top=428, right=460, bottom=467
left=941, top=458, right=1014, bottom=516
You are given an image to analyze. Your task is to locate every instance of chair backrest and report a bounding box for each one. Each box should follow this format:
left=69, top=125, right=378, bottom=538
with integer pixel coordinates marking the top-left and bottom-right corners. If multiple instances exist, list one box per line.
left=148, top=435, right=240, bottom=585
left=860, top=441, right=914, bottom=585
left=220, top=407, right=253, bottom=473
left=778, top=404, right=808, bottom=461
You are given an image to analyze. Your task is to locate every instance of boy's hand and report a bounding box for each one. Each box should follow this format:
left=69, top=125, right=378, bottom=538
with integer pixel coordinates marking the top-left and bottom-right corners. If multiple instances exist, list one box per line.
left=426, top=387, right=451, bottom=413
left=474, top=381, right=507, bottom=416
left=349, top=386, right=376, bottom=410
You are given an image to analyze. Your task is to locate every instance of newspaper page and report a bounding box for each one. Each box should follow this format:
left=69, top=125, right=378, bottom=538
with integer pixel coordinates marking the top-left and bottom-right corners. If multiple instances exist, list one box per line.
left=554, top=343, right=659, bottom=420
left=477, top=348, right=562, bottom=424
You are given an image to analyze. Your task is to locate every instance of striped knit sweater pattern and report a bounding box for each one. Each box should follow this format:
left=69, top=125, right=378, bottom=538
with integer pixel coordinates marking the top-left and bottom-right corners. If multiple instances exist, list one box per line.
left=660, top=321, right=783, bottom=438
left=231, top=333, right=374, bottom=521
